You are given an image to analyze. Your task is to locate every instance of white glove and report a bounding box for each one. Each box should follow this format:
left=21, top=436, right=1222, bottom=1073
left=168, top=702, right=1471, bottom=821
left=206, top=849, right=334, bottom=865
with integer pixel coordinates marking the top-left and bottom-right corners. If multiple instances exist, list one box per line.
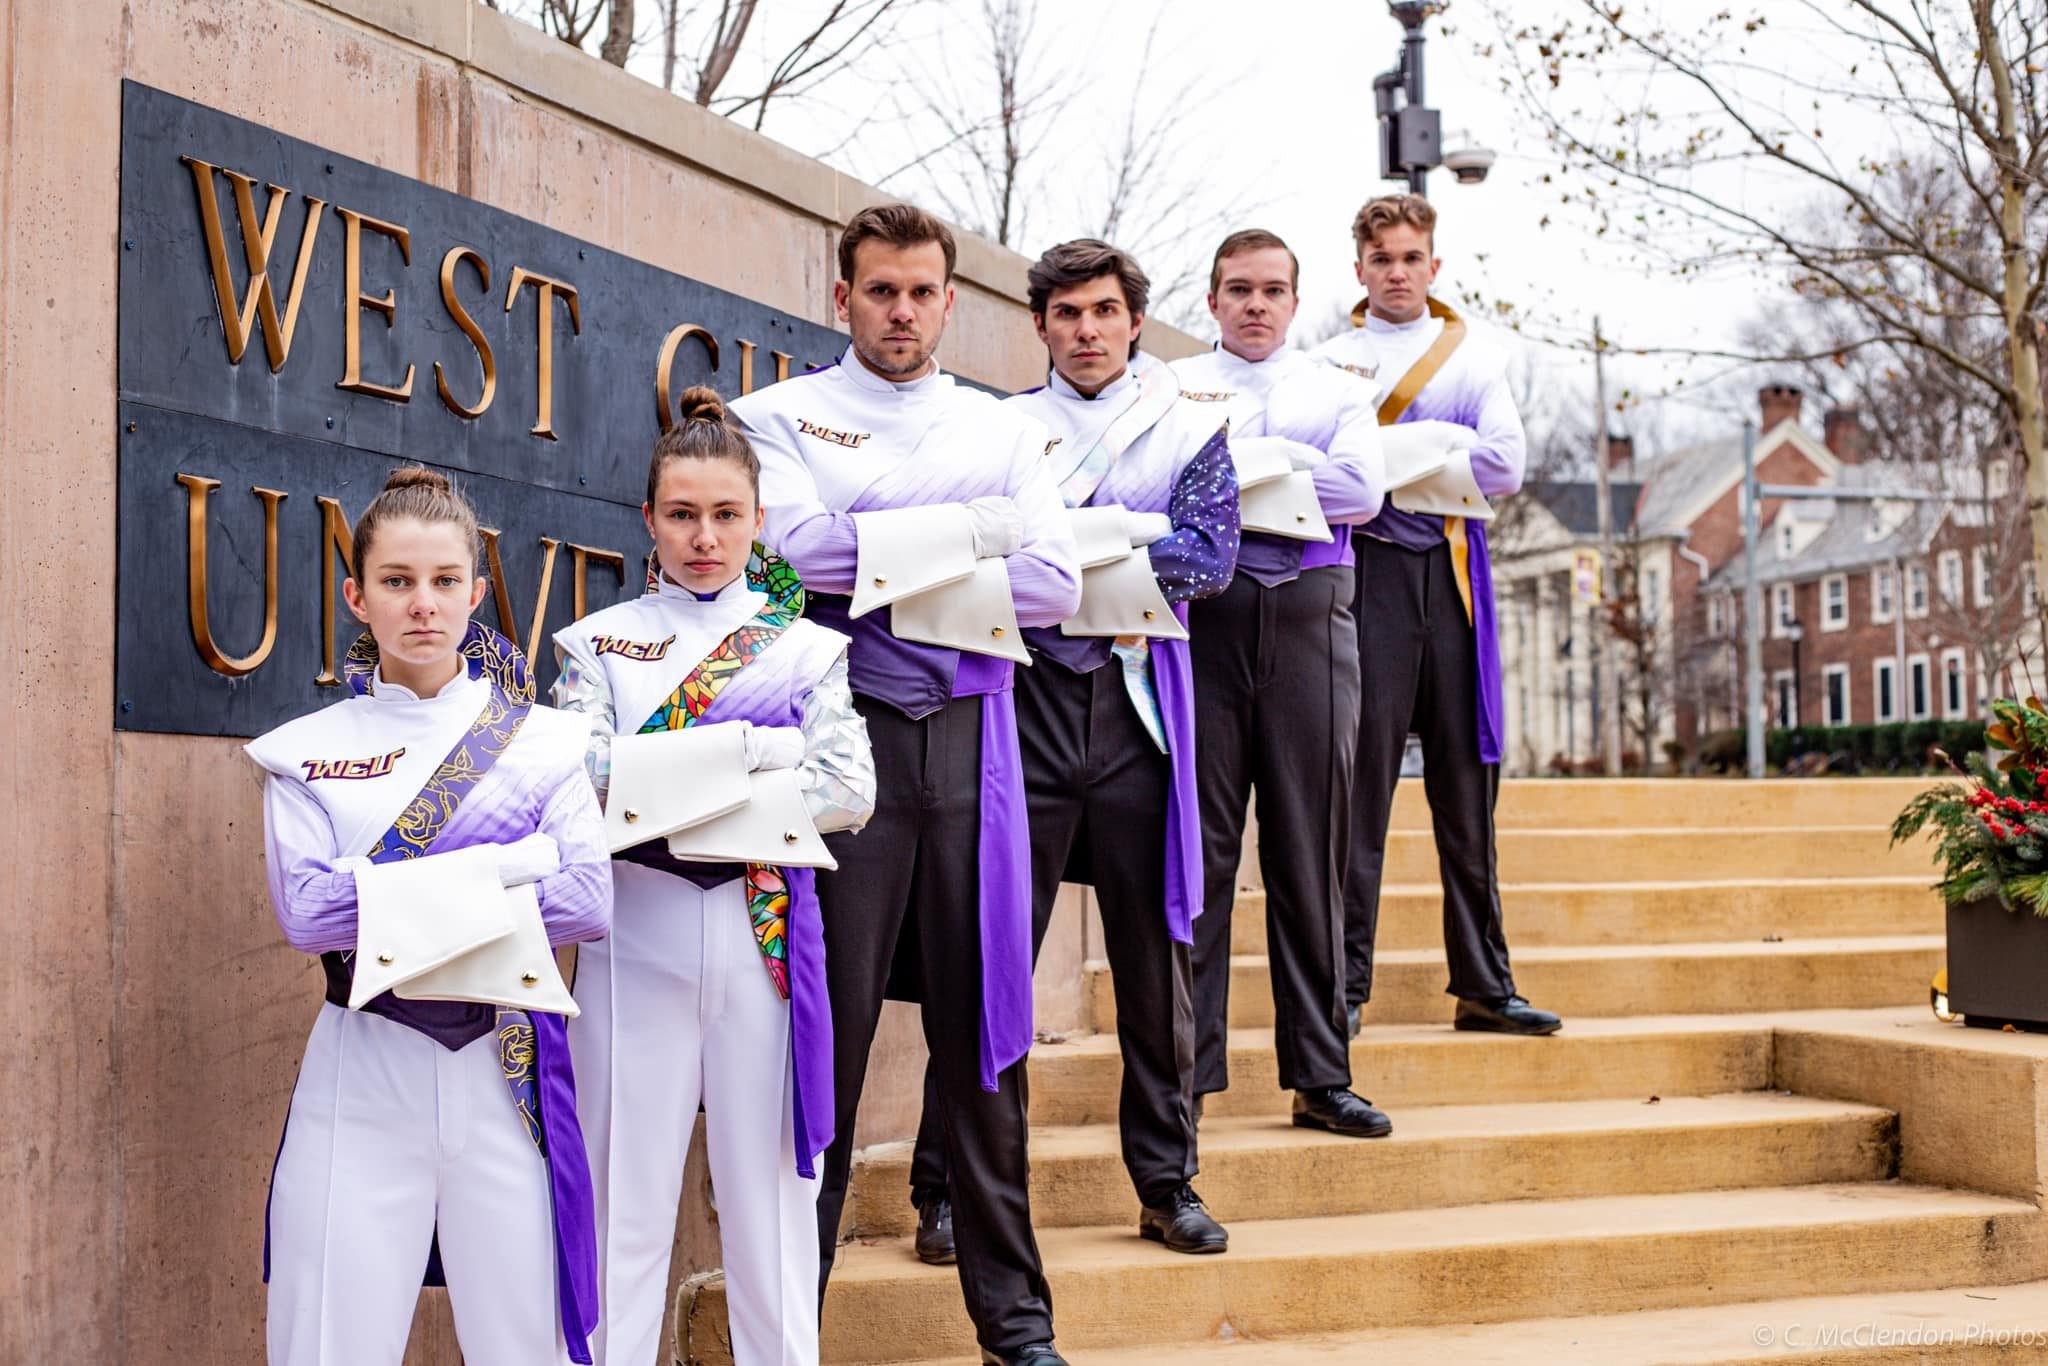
left=496, top=832, right=561, bottom=887
left=1279, top=438, right=1327, bottom=472
left=1124, top=511, right=1173, bottom=546
left=966, top=496, right=1025, bottom=558
left=743, top=723, right=805, bottom=773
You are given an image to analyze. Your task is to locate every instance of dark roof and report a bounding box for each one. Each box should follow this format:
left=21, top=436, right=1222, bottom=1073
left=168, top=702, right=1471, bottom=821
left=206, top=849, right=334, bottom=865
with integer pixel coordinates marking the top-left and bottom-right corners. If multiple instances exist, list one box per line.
left=1524, top=480, right=1644, bottom=537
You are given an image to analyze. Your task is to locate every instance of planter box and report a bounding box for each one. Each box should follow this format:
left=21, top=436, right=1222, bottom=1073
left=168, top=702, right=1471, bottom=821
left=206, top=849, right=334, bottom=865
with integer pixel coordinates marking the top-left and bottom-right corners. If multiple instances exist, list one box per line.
left=1948, top=895, right=2048, bottom=1031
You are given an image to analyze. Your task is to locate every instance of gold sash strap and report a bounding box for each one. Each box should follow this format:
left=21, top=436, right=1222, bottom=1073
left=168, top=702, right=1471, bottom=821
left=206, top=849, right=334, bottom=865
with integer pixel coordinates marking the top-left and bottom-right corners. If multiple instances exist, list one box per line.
left=1365, top=296, right=1474, bottom=623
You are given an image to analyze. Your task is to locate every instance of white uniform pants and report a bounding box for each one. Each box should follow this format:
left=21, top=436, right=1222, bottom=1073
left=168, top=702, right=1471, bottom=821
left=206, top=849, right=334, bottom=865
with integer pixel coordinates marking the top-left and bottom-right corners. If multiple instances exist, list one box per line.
left=267, top=1003, right=572, bottom=1366
left=569, top=865, right=820, bottom=1366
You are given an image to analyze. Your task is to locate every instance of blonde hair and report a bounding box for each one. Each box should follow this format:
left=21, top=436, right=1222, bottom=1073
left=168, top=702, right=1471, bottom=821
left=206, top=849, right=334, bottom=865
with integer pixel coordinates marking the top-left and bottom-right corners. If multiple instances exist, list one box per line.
left=1352, top=194, right=1437, bottom=252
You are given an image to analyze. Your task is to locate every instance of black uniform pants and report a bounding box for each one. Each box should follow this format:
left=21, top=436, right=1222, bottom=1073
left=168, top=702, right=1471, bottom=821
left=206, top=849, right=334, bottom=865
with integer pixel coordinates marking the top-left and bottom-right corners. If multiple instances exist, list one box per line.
left=909, top=655, right=1199, bottom=1208
left=1343, top=535, right=1517, bottom=1008
left=814, top=694, right=1052, bottom=1355
left=1187, top=566, right=1359, bottom=1096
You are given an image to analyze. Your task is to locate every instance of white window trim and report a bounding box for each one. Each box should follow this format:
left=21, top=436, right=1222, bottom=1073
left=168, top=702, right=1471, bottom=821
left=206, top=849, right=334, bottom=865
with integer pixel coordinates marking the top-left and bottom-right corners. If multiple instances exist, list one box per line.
left=1874, top=656, right=1899, bottom=723
left=1821, top=573, right=1848, bottom=631
left=1972, top=545, right=1992, bottom=608
left=1907, top=652, right=1933, bottom=721
left=1822, top=662, right=1851, bottom=726
left=1771, top=582, right=1796, bottom=638
left=1938, top=549, right=1964, bottom=608
left=1871, top=566, right=1896, bottom=624
left=1906, top=563, right=1930, bottom=619
left=1706, top=594, right=1725, bottom=638
left=1772, top=669, right=1797, bottom=729
left=1940, top=646, right=1968, bottom=719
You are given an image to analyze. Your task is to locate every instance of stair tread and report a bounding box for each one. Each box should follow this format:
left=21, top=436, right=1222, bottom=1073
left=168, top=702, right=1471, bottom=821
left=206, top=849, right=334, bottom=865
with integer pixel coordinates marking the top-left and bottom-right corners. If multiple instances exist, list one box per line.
left=1177, top=935, right=1947, bottom=972
left=1037, top=1009, right=1781, bottom=1060
left=1029, top=1278, right=2048, bottom=1364
left=1359, top=874, right=1936, bottom=894
left=832, top=1182, right=2033, bottom=1283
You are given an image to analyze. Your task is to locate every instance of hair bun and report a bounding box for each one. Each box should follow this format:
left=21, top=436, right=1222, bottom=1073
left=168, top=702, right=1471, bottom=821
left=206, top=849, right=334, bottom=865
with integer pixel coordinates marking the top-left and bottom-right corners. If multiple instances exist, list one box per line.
left=676, top=384, right=727, bottom=426
left=382, top=465, right=454, bottom=495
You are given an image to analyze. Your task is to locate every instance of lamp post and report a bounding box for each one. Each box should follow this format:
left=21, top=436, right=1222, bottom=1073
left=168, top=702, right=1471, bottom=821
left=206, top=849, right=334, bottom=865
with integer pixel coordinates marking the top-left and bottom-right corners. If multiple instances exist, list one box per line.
left=1375, top=3, right=1495, bottom=195
left=1787, top=619, right=1804, bottom=731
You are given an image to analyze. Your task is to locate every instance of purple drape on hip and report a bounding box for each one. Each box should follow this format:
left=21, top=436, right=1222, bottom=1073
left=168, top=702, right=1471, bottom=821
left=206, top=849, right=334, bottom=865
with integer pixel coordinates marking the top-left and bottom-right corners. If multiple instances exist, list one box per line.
left=1151, top=614, right=1202, bottom=946
left=531, top=1013, right=598, bottom=1362
left=1466, top=521, right=1504, bottom=766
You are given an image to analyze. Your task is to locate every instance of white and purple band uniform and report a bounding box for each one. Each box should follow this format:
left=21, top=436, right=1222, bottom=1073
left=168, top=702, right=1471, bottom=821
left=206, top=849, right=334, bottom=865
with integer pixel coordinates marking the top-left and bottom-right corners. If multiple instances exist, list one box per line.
left=1313, top=306, right=1529, bottom=1013
left=553, top=570, right=874, bottom=1366
left=248, top=654, right=611, bottom=1366
left=1166, top=343, right=1385, bottom=1103
left=895, top=349, right=1234, bottom=1209
left=732, top=344, right=1079, bottom=1357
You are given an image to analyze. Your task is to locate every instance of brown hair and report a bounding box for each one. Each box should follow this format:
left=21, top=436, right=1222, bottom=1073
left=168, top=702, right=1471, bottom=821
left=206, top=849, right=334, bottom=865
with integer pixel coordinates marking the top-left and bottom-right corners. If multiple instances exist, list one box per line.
left=1352, top=194, right=1437, bottom=253
left=1209, top=228, right=1299, bottom=294
left=838, top=203, right=958, bottom=284
left=351, top=465, right=481, bottom=576
left=647, top=385, right=761, bottom=507
left=1027, top=239, right=1150, bottom=359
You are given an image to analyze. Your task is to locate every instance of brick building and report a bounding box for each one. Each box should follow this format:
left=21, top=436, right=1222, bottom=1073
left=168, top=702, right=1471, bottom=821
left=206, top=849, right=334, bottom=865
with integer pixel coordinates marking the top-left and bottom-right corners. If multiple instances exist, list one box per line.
left=1490, top=385, right=2033, bottom=774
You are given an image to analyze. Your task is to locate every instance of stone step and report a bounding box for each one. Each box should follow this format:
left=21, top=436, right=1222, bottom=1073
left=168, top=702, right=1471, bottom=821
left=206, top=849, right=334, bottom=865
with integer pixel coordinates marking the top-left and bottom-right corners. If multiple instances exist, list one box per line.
left=1028, top=1014, right=1774, bottom=1127
left=1040, top=1279, right=2048, bottom=1364
left=1228, top=877, right=1942, bottom=956
left=1381, top=826, right=1925, bottom=885
left=845, top=1093, right=1896, bottom=1238
left=686, top=1183, right=2046, bottom=1363
left=1388, top=777, right=1928, bottom=832
left=1100, top=936, right=1943, bottom=1032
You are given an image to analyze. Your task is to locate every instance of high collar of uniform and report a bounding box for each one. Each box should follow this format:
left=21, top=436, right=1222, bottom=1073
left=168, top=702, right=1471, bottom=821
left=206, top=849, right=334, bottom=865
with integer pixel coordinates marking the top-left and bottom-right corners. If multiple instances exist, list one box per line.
left=1048, top=363, right=1135, bottom=403
left=369, top=666, right=486, bottom=706
left=652, top=568, right=756, bottom=604
left=838, top=342, right=943, bottom=396
left=1210, top=341, right=1302, bottom=382
left=1364, top=308, right=1436, bottom=337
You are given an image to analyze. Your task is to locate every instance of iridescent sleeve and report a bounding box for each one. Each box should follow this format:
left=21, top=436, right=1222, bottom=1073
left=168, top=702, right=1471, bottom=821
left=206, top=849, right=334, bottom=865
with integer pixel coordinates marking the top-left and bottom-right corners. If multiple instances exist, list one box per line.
left=798, top=654, right=876, bottom=835
left=550, top=645, right=617, bottom=806
left=1148, top=425, right=1240, bottom=603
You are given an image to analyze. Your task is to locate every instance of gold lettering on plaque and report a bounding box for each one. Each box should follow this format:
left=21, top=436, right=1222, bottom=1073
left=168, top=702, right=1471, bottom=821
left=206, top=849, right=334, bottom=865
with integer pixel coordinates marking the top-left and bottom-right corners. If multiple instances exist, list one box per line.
left=505, top=268, right=581, bottom=441
left=314, top=495, right=356, bottom=687
left=182, top=156, right=327, bottom=372
left=337, top=207, right=416, bottom=401
left=481, top=529, right=564, bottom=661
left=568, top=544, right=627, bottom=620
left=655, top=324, right=720, bottom=431
left=178, top=473, right=287, bottom=678
left=434, top=246, right=497, bottom=420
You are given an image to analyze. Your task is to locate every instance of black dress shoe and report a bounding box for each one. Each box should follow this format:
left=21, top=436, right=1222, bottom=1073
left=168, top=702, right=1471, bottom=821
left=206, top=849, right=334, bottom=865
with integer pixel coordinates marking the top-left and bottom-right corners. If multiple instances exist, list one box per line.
left=1139, top=1184, right=1229, bottom=1253
left=913, top=1189, right=956, bottom=1265
left=1291, top=1086, right=1393, bottom=1138
left=1455, top=994, right=1563, bottom=1036
left=981, top=1344, right=1069, bottom=1366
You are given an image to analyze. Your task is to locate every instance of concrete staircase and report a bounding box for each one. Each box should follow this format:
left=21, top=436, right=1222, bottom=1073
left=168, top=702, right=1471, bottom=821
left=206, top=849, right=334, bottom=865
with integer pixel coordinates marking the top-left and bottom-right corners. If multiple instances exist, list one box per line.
left=684, top=779, right=2048, bottom=1363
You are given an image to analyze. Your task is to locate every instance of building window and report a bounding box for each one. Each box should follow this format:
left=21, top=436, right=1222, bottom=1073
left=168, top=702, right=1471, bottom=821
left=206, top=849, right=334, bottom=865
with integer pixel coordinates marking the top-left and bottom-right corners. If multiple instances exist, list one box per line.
left=1938, top=550, right=1964, bottom=606
left=1908, top=654, right=1931, bottom=721
left=1823, top=663, right=1849, bottom=726
left=1874, top=657, right=1898, bottom=723
left=1774, top=670, right=1796, bottom=729
left=1942, top=648, right=1967, bottom=719
left=1973, top=546, right=1992, bottom=608
left=1779, top=520, right=1796, bottom=557
left=1643, top=566, right=1661, bottom=623
left=1990, top=459, right=2011, bottom=498
left=1706, top=594, right=1725, bottom=637
left=1821, top=573, right=1848, bottom=630
left=1771, top=582, right=1796, bottom=637
left=2027, top=565, right=2038, bottom=617
left=1906, top=563, right=1929, bottom=618
left=1872, top=566, right=1896, bottom=623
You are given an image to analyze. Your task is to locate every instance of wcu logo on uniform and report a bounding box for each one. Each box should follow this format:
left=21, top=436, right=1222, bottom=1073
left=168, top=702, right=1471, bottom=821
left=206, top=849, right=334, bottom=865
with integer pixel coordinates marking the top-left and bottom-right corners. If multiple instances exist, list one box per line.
left=591, top=633, right=677, bottom=662
left=300, top=746, right=407, bottom=781
left=796, top=418, right=871, bottom=448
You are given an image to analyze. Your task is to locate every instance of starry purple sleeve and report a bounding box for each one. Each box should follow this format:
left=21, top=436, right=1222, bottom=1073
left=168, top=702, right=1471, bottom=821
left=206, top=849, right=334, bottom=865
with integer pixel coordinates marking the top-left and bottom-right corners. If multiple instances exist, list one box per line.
left=1468, top=369, right=1528, bottom=498
left=262, top=774, right=364, bottom=954
left=1147, top=426, right=1240, bottom=603
left=533, top=766, right=612, bottom=947
left=1311, top=376, right=1388, bottom=523
left=742, top=411, right=861, bottom=594
left=1004, top=423, right=1085, bottom=627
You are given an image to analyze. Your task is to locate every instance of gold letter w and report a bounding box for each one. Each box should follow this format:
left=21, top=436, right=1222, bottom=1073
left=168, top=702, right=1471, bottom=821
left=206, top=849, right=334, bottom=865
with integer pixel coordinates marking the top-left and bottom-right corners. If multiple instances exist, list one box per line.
left=182, top=156, right=326, bottom=372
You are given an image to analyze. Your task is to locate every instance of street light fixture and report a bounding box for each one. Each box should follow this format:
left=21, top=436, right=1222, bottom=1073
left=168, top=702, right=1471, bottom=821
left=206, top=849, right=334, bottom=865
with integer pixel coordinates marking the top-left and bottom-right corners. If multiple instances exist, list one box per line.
left=1375, top=2, right=1494, bottom=195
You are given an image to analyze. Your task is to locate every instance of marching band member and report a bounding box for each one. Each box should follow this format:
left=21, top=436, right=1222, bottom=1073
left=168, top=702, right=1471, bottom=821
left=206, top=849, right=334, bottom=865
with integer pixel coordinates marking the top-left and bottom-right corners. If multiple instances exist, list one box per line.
left=248, top=466, right=610, bottom=1366
left=731, top=204, right=1080, bottom=1366
left=555, top=387, right=875, bottom=1366
left=1170, top=230, right=1393, bottom=1139
left=905, top=239, right=1240, bottom=1255
left=1313, top=193, right=1560, bottom=1041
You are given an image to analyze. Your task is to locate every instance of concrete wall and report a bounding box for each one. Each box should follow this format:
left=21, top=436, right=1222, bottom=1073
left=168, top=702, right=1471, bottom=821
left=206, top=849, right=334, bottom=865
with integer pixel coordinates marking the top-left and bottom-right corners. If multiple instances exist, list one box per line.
left=0, top=2, right=1202, bottom=1359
